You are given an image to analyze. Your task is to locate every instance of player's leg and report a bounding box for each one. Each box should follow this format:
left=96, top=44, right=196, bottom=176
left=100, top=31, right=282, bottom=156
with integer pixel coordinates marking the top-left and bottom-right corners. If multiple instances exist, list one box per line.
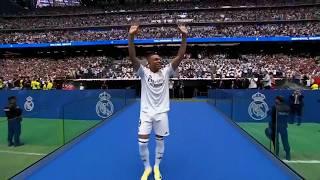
left=297, top=106, right=302, bottom=126
left=270, top=127, right=276, bottom=152
left=7, top=121, right=14, bottom=146
left=280, top=128, right=291, bottom=160
left=154, top=135, right=164, bottom=180
left=275, top=131, right=280, bottom=156
left=14, top=120, right=23, bottom=146
left=138, top=113, right=152, bottom=180
left=153, top=113, right=170, bottom=180
left=139, top=134, right=152, bottom=180
left=155, top=135, right=165, bottom=166
left=292, top=105, right=298, bottom=124
left=289, top=106, right=295, bottom=124
left=139, top=134, right=151, bottom=168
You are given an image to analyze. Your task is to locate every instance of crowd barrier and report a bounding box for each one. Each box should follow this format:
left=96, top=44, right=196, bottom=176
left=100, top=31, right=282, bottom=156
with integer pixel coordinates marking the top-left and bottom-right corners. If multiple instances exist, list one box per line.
left=0, top=89, right=136, bottom=120
left=208, top=89, right=320, bottom=122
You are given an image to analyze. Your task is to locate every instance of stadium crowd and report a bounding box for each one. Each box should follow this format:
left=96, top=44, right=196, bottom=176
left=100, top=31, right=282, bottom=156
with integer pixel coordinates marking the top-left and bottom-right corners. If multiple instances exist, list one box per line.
left=1, top=7, right=319, bottom=30
left=0, top=54, right=319, bottom=90
left=9, top=0, right=318, bottom=16
left=0, top=56, right=110, bottom=89
left=1, top=22, right=319, bottom=44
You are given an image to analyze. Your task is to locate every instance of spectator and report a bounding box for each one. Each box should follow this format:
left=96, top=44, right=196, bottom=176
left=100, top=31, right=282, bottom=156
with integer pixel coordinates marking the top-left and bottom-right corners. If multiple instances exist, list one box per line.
left=79, top=83, right=85, bottom=90
left=0, top=77, right=3, bottom=89
left=248, top=76, right=258, bottom=89
left=311, top=83, right=319, bottom=90
left=177, top=79, right=184, bottom=99
left=3, top=96, right=24, bottom=147
left=265, top=96, right=291, bottom=160
left=101, top=81, right=108, bottom=89
left=262, top=72, right=272, bottom=89
left=289, top=90, right=304, bottom=125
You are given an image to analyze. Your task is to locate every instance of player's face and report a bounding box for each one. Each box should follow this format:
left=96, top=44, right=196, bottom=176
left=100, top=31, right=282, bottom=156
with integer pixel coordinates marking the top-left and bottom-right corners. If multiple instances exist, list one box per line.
left=148, top=55, right=162, bottom=72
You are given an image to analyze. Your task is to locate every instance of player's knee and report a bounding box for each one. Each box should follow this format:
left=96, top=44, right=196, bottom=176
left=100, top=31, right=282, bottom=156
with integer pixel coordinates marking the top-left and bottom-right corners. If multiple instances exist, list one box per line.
left=155, top=135, right=165, bottom=151
left=138, top=134, right=150, bottom=149
left=139, top=134, right=149, bottom=139
left=155, top=135, right=164, bottom=141
left=138, top=137, right=149, bottom=149
left=138, top=135, right=149, bottom=141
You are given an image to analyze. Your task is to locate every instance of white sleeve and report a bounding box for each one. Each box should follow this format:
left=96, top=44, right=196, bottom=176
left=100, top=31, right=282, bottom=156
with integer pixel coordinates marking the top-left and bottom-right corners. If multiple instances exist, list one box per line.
left=266, top=75, right=270, bottom=81
left=136, top=65, right=145, bottom=78
left=164, top=63, right=175, bottom=78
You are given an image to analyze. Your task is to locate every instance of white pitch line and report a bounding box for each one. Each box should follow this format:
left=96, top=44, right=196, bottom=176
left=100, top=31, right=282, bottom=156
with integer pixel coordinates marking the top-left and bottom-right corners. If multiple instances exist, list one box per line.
left=0, top=150, right=46, bottom=156
left=283, top=160, right=320, bottom=164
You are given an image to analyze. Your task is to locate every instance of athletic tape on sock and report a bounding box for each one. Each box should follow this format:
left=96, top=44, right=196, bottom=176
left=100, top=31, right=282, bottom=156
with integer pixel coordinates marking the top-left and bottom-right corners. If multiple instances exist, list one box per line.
left=139, top=138, right=149, bottom=143
left=156, top=137, right=164, bottom=141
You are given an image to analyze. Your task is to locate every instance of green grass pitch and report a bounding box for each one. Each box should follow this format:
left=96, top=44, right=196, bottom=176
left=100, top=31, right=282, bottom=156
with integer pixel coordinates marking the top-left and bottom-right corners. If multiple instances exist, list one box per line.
left=239, top=122, right=320, bottom=180
left=0, top=118, right=100, bottom=180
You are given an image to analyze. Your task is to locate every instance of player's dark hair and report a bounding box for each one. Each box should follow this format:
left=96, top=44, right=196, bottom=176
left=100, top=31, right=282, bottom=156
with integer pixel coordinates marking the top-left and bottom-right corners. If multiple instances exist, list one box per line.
left=145, top=51, right=157, bottom=58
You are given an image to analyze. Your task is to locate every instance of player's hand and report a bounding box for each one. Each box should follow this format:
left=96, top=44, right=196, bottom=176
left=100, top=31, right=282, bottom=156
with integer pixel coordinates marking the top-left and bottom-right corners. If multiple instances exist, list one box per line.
left=178, top=25, right=188, bottom=36
left=129, top=24, right=139, bottom=35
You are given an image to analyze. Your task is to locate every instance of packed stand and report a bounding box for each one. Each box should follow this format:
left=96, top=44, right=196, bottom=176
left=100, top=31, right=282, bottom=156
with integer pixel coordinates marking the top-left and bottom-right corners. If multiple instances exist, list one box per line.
left=1, top=22, right=319, bottom=44
left=8, top=0, right=315, bottom=16
left=1, top=7, right=319, bottom=30
left=0, top=54, right=319, bottom=90
left=0, top=56, right=111, bottom=89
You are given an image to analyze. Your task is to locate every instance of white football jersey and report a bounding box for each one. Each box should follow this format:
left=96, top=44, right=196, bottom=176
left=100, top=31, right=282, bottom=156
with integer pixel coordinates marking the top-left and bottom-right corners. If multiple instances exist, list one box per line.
left=137, top=63, right=175, bottom=116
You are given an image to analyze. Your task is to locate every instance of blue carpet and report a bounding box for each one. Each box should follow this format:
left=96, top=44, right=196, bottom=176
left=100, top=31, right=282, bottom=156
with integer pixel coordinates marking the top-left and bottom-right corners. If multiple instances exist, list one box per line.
left=25, top=101, right=299, bottom=180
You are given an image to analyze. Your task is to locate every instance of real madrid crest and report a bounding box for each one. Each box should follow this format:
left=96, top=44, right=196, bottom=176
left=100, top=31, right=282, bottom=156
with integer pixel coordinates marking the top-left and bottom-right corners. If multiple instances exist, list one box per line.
left=248, top=92, right=269, bottom=121
left=96, top=92, right=114, bottom=119
left=24, top=96, right=34, bottom=112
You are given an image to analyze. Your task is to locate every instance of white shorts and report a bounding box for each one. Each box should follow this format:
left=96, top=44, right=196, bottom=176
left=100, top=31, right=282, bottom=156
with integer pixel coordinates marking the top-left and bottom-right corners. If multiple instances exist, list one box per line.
left=138, top=112, right=170, bottom=137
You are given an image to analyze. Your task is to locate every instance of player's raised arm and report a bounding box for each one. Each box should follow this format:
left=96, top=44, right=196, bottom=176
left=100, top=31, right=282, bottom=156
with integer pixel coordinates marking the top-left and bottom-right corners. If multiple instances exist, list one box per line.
left=171, top=25, right=188, bottom=71
left=128, top=24, right=141, bottom=70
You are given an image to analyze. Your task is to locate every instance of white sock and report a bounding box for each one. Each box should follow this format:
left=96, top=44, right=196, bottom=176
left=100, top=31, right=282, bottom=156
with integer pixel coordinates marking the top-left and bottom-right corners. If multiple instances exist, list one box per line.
left=139, top=138, right=151, bottom=169
left=155, top=136, right=165, bottom=167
